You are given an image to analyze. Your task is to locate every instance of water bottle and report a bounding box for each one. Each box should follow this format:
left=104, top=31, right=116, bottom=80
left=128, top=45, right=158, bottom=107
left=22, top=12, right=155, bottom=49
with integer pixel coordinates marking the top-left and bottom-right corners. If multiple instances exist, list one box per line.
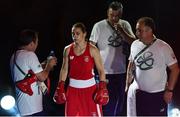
left=47, top=50, right=55, bottom=60
left=47, top=50, right=55, bottom=71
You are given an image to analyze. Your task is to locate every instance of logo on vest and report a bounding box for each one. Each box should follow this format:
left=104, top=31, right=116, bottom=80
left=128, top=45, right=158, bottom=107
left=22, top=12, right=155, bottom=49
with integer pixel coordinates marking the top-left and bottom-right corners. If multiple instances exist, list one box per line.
left=70, top=56, right=74, bottom=60
left=84, top=56, right=89, bottom=62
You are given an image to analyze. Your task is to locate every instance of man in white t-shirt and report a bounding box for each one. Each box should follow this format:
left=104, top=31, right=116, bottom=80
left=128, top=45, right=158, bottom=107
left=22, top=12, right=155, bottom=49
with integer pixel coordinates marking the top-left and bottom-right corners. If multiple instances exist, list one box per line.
left=126, top=17, right=179, bottom=116
left=10, top=29, right=57, bottom=116
left=90, top=1, right=136, bottom=116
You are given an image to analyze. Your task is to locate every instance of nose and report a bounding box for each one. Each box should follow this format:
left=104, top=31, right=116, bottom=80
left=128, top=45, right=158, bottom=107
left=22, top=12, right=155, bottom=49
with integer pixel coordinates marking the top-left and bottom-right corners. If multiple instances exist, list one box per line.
left=136, top=30, right=138, bottom=35
left=136, top=31, right=140, bottom=37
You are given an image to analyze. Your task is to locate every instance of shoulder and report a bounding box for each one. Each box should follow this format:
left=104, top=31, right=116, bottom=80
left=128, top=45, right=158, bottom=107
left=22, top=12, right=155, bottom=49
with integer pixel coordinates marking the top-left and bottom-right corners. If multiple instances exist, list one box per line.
left=89, top=43, right=99, bottom=56
left=132, top=39, right=141, bottom=45
left=19, top=50, right=37, bottom=59
left=93, top=19, right=107, bottom=27
left=64, top=43, right=73, bottom=56
left=120, top=19, right=131, bottom=25
left=28, top=51, right=36, bottom=56
left=89, top=42, right=97, bottom=50
left=64, top=44, right=72, bottom=50
left=155, top=39, right=171, bottom=48
left=120, top=19, right=133, bottom=30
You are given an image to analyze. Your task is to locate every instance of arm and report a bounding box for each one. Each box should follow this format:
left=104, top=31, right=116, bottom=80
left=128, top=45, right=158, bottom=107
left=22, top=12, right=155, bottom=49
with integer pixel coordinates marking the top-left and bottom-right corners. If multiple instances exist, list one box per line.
left=115, top=22, right=136, bottom=44
left=59, top=47, right=70, bottom=82
left=164, top=63, right=179, bottom=103
left=90, top=44, right=109, bottom=105
left=36, top=57, right=57, bottom=82
left=53, top=46, right=70, bottom=104
left=125, top=61, right=135, bottom=92
left=90, top=44, right=106, bottom=82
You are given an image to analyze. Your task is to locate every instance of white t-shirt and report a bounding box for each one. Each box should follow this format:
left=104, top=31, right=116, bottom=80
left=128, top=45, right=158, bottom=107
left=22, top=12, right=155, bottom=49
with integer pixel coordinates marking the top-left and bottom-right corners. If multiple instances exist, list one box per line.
left=10, top=50, right=43, bottom=115
left=90, top=19, right=135, bottom=74
left=129, top=39, right=177, bottom=92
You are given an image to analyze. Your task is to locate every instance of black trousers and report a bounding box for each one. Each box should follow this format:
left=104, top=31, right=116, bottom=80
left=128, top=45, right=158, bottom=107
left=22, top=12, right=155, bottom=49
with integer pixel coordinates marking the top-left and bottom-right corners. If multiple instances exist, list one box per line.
left=103, top=74, right=126, bottom=116
left=136, top=90, right=167, bottom=116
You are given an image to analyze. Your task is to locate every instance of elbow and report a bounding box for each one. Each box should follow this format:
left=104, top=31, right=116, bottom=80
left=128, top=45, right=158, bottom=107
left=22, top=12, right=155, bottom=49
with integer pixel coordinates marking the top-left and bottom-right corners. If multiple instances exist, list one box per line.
left=36, top=71, right=49, bottom=82
left=37, top=76, right=47, bottom=82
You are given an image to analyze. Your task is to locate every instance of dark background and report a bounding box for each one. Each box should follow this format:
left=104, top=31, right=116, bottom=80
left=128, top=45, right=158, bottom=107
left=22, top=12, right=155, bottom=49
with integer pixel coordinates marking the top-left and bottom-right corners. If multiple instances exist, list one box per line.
left=0, top=0, right=180, bottom=115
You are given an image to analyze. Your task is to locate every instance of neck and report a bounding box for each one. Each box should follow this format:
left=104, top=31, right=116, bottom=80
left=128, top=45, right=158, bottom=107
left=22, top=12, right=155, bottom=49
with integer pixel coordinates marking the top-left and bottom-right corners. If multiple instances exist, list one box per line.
left=75, top=41, right=87, bottom=49
left=142, top=37, right=156, bottom=45
left=19, top=45, right=33, bottom=51
left=107, top=19, right=119, bottom=26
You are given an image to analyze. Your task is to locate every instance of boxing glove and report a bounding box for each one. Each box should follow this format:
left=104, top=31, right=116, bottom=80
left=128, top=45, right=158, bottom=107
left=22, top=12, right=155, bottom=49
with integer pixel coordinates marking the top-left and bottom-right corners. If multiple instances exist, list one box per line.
left=16, top=70, right=37, bottom=96
left=53, top=81, right=66, bottom=104
left=94, top=81, right=109, bottom=105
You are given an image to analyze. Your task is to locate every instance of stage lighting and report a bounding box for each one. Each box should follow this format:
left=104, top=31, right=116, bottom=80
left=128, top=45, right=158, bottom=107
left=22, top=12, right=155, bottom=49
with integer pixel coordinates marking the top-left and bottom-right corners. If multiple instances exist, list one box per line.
left=170, top=108, right=180, bottom=117
left=0, top=85, right=18, bottom=116
left=0, top=95, right=15, bottom=110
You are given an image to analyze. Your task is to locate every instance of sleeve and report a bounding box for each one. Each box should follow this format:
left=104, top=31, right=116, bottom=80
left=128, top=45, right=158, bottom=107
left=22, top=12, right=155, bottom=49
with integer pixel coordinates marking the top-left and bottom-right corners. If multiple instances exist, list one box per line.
left=162, top=43, right=178, bottom=66
left=123, top=21, right=136, bottom=38
left=89, top=23, right=100, bottom=43
left=27, top=52, right=43, bottom=74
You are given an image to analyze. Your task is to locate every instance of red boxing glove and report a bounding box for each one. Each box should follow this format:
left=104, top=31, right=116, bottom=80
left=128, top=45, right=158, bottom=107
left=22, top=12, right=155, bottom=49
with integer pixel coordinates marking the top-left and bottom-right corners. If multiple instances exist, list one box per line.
left=16, top=70, right=37, bottom=96
left=53, top=81, right=66, bottom=104
left=94, top=81, right=109, bottom=105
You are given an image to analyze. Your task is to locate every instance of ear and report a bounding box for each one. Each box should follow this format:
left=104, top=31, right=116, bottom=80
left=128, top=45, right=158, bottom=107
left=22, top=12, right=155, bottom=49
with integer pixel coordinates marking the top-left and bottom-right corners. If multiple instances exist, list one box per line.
left=29, top=41, right=35, bottom=47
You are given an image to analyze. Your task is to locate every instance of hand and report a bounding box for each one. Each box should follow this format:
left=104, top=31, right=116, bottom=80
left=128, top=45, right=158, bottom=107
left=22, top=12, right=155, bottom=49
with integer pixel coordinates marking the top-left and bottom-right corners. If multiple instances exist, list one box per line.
left=46, top=57, right=57, bottom=71
left=113, top=23, right=123, bottom=32
left=94, top=81, right=109, bottom=105
left=41, top=60, right=47, bottom=69
left=163, top=90, right=173, bottom=104
left=53, top=81, right=66, bottom=104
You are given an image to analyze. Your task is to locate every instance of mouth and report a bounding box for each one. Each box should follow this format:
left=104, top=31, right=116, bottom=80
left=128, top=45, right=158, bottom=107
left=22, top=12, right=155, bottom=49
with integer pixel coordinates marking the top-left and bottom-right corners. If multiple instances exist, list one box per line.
left=73, top=38, right=77, bottom=41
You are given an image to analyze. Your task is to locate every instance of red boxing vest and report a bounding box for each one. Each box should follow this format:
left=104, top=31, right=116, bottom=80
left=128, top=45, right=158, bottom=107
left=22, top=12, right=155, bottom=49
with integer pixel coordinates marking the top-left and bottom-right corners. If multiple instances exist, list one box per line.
left=69, top=43, right=94, bottom=80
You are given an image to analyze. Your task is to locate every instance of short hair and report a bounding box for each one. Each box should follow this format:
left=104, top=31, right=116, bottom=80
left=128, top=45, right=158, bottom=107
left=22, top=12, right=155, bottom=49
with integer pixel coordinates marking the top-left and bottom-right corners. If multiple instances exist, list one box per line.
left=108, top=1, right=123, bottom=10
left=137, top=17, right=156, bottom=33
left=72, top=22, right=86, bottom=33
left=18, top=29, right=38, bottom=46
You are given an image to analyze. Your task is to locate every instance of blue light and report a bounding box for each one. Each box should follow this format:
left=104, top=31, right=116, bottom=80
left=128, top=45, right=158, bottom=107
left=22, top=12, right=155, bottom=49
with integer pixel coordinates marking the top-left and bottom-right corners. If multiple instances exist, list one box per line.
left=169, top=108, right=180, bottom=117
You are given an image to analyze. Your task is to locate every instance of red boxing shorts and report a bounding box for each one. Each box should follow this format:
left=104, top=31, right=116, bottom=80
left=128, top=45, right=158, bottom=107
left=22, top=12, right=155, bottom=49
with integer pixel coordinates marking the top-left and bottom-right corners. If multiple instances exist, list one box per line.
left=65, top=78, right=103, bottom=116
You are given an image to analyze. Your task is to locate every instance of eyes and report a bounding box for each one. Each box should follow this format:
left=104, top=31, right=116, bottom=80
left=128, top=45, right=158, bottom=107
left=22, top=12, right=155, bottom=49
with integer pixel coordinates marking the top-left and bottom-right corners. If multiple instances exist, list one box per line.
left=108, top=8, right=121, bottom=19
left=110, top=14, right=119, bottom=18
left=136, top=27, right=152, bottom=34
left=136, top=22, right=153, bottom=34
left=72, top=32, right=80, bottom=37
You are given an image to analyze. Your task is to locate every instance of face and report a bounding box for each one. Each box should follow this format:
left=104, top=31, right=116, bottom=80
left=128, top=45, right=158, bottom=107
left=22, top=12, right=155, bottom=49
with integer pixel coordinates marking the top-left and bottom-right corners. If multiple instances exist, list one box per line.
left=107, top=8, right=122, bottom=25
left=136, top=22, right=153, bottom=40
left=71, top=27, right=86, bottom=43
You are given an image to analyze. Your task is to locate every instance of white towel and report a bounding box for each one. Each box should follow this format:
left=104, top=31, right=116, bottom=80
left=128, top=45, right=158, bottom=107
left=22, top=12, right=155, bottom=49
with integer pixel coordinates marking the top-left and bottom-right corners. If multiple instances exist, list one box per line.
left=127, top=81, right=139, bottom=117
